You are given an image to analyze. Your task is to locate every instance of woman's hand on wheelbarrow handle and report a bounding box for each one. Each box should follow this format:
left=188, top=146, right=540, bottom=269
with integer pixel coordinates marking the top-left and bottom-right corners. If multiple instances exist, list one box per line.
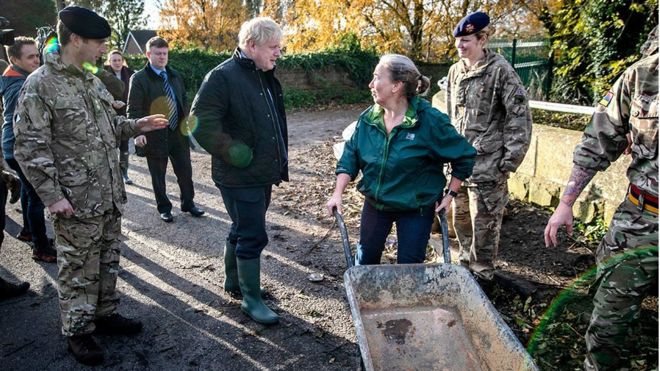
left=326, top=195, right=343, bottom=217
left=435, top=194, right=452, bottom=214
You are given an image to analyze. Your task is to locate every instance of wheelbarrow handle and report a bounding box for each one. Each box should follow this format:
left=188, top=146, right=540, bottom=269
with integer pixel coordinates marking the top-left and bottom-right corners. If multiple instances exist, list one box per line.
left=436, top=210, right=452, bottom=264
left=333, top=208, right=355, bottom=268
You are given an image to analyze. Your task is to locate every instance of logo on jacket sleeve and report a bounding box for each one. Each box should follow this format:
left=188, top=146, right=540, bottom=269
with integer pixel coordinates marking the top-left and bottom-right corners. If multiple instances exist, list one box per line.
left=405, top=133, right=415, bottom=141
left=598, top=91, right=614, bottom=107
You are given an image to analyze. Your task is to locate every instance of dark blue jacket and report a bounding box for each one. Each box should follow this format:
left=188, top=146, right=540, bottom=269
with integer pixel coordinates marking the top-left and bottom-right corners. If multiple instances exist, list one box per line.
left=190, top=48, right=288, bottom=187
left=1, top=65, right=29, bottom=160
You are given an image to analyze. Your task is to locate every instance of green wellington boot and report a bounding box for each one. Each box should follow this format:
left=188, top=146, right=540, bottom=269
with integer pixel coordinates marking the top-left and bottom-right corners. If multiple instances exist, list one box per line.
left=224, top=243, right=266, bottom=297
left=223, top=242, right=241, bottom=294
left=236, top=257, right=279, bottom=325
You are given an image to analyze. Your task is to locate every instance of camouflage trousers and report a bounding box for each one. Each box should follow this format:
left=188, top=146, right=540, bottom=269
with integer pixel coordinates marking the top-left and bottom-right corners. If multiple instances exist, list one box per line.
left=584, top=199, right=658, bottom=371
left=452, top=179, right=508, bottom=279
left=54, top=208, right=122, bottom=337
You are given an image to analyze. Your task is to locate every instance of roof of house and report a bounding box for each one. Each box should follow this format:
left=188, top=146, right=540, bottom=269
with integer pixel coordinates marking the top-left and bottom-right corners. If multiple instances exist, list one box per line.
left=124, top=29, right=158, bottom=54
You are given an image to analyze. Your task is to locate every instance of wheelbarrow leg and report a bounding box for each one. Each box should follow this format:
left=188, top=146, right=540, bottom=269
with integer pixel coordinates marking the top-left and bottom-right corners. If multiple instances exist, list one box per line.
left=436, top=211, right=452, bottom=264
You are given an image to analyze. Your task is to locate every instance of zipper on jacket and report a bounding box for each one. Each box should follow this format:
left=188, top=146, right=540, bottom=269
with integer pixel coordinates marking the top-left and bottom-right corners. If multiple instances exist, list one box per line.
left=374, top=126, right=396, bottom=202
left=257, top=72, right=282, bottom=169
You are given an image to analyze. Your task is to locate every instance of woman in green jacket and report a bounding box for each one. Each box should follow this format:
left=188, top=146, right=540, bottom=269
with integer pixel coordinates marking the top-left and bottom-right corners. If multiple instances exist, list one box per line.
left=326, top=54, right=476, bottom=265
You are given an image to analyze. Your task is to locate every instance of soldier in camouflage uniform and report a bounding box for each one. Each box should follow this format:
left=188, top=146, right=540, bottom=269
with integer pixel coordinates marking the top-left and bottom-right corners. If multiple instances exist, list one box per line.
left=13, top=6, right=168, bottom=365
left=446, top=12, right=532, bottom=279
left=544, top=26, right=658, bottom=371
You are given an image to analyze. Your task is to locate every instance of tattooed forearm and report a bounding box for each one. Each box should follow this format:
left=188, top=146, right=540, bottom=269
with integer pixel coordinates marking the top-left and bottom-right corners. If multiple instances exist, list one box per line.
left=561, top=166, right=597, bottom=207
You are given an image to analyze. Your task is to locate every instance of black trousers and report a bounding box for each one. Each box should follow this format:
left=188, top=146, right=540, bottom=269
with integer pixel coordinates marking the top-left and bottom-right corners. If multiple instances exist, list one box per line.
left=145, top=130, right=195, bottom=214
left=6, top=158, right=48, bottom=249
left=0, top=175, right=6, bottom=247
left=119, top=139, right=130, bottom=176
left=219, top=185, right=272, bottom=260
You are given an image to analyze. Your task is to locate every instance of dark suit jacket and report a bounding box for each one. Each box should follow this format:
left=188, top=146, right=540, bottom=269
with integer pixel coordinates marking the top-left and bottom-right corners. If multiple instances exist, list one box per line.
left=127, top=63, right=188, bottom=157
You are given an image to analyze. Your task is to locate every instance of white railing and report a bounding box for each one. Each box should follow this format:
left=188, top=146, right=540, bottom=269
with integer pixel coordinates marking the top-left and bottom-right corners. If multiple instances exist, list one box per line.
left=529, top=100, right=595, bottom=115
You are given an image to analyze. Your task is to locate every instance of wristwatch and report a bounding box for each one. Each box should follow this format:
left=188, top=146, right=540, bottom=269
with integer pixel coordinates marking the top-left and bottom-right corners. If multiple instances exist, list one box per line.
left=445, top=189, right=458, bottom=198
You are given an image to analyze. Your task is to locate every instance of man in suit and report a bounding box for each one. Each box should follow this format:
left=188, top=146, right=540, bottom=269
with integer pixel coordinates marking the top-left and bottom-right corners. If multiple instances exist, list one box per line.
left=127, top=36, right=204, bottom=222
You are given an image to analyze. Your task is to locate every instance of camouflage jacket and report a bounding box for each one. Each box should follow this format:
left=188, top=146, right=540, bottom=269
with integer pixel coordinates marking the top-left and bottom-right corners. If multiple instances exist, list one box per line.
left=447, top=50, right=532, bottom=183
left=13, top=52, right=141, bottom=218
left=573, top=53, right=659, bottom=197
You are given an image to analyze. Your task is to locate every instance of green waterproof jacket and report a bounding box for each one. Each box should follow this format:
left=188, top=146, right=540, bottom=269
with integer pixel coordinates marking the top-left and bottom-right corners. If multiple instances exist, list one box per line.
left=337, top=97, right=476, bottom=212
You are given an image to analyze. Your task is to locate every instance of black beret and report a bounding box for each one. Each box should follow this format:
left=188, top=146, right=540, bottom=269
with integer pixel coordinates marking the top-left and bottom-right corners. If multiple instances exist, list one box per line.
left=58, top=6, right=111, bottom=39
left=453, top=12, right=490, bottom=37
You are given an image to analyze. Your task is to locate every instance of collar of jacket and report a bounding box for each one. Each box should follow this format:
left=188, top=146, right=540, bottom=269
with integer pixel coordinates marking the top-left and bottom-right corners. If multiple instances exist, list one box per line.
left=232, top=47, right=278, bottom=76
left=44, top=51, right=96, bottom=81
left=104, top=65, right=133, bottom=80
left=366, top=96, right=420, bottom=131
left=458, top=49, right=498, bottom=77
left=144, top=62, right=177, bottom=80
left=2, top=64, right=29, bottom=78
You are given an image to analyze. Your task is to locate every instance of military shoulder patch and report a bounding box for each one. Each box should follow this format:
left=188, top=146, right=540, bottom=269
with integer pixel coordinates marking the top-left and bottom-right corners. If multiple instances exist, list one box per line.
left=598, top=91, right=614, bottom=107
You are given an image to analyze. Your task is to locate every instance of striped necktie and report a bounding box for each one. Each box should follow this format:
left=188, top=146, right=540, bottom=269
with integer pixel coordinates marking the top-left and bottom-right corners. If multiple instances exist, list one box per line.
left=160, top=71, right=178, bottom=130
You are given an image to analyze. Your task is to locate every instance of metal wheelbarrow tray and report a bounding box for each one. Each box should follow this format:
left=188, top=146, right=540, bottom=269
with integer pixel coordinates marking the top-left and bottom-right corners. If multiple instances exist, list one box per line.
left=343, top=263, right=538, bottom=371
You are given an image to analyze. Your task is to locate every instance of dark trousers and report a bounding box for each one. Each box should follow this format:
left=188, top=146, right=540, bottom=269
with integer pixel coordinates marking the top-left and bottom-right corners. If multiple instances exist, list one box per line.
left=0, top=175, right=6, bottom=247
left=145, top=132, right=195, bottom=214
left=119, top=139, right=129, bottom=176
left=357, top=201, right=435, bottom=265
left=219, top=185, right=272, bottom=260
left=6, top=158, right=48, bottom=249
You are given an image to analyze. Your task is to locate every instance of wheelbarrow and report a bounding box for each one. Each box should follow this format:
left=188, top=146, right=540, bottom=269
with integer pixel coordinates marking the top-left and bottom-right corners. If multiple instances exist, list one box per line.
left=333, top=209, right=538, bottom=371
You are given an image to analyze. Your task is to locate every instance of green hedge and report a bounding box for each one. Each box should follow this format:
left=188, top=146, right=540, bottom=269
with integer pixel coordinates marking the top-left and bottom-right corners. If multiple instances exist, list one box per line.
left=125, top=46, right=379, bottom=109
left=125, top=49, right=231, bottom=105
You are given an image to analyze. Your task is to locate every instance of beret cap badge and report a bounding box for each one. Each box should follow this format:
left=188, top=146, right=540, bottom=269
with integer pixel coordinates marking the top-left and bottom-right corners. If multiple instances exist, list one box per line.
left=453, top=11, right=490, bottom=37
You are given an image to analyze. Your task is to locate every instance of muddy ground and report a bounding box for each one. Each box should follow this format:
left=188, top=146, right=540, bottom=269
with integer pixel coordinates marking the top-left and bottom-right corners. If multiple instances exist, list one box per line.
left=0, top=105, right=657, bottom=370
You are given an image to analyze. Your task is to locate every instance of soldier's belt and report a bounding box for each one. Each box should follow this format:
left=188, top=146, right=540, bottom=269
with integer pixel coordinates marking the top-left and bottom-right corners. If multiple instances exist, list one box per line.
left=627, top=184, right=659, bottom=215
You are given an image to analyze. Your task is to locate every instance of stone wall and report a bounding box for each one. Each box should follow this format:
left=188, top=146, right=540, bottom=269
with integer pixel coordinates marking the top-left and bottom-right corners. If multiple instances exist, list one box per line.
left=277, top=66, right=360, bottom=91
left=511, top=124, right=629, bottom=223
left=432, top=92, right=630, bottom=223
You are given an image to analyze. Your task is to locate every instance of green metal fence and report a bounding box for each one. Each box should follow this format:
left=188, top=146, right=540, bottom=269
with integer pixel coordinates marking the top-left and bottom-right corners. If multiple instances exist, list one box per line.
left=490, top=39, right=552, bottom=99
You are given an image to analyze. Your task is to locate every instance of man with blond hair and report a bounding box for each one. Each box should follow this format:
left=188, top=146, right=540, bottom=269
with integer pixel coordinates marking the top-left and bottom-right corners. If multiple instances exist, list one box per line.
left=191, top=17, right=287, bottom=325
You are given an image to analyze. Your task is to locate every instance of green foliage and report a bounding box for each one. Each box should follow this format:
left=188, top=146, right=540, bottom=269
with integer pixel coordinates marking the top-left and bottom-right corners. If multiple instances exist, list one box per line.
left=100, top=0, right=146, bottom=50
left=126, top=45, right=378, bottom=109
left=283, top=86, right=372, bottom=110
left=2, top=0, right=57, bottom=38
left=279, top=38, right=379, bottom=87
left=283, top=88, right=317, bottom=108
left=126, top=49, right=232, bottom=102
left=547, top=0, right=658, bottom=104
left=573, top=217, right=608, bottom=244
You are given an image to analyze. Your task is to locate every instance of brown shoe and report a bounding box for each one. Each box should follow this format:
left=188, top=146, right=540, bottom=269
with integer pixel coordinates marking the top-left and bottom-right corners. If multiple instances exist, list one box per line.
left=94, top=313, right=143, bottom=335
left=32, top=244, right=57, bottom=263
left=67, top=334, right=104, bottom=365
left=16, top=231, right=32, bottom=243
